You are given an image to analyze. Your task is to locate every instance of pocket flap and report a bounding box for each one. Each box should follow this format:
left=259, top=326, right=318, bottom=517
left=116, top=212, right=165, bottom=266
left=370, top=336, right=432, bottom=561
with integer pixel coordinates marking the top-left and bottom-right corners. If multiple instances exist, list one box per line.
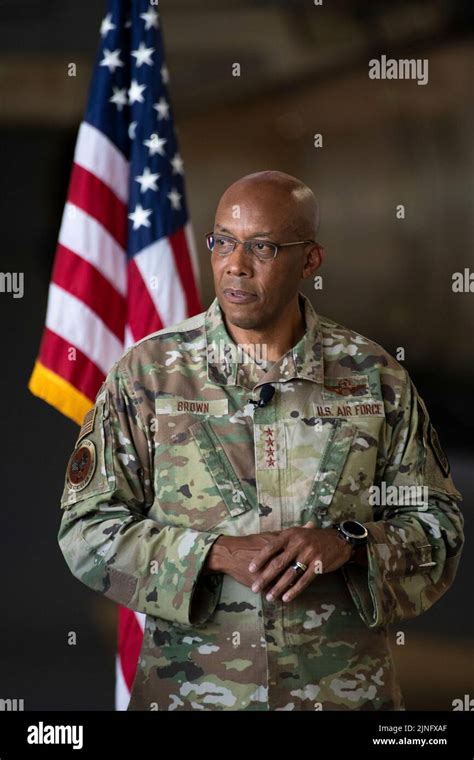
left=303, top=419, right=356, bottom=522
left=189, top=420, right=251, bottom=518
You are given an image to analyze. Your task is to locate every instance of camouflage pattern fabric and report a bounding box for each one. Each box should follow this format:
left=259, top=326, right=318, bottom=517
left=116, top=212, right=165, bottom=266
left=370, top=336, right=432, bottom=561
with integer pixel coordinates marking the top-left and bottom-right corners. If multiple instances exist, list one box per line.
left=58, top=292, right=464, bottom=711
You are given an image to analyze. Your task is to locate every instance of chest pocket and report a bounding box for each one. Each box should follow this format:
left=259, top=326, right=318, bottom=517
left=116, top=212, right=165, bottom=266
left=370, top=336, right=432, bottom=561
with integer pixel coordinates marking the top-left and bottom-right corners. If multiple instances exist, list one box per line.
left=152, top=416, right=253, bottom=532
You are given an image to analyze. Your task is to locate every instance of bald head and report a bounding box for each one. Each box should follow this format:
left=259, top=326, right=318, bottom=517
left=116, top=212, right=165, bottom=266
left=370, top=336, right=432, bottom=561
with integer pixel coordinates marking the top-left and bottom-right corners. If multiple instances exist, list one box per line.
left=216, top=170, right=320, bottom=241
left=211, top=169, right=323, bottom=335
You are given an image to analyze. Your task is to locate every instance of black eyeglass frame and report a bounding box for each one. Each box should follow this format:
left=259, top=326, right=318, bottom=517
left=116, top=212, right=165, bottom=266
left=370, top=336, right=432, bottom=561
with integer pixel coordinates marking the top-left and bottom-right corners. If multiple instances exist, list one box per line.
left=205, top=231, right=315, bottom=261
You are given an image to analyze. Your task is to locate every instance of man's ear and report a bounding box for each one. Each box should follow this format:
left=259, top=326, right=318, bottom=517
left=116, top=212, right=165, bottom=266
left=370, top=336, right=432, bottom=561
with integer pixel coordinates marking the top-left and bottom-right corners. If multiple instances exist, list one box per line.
left=302, top=243, right=324, bottom=280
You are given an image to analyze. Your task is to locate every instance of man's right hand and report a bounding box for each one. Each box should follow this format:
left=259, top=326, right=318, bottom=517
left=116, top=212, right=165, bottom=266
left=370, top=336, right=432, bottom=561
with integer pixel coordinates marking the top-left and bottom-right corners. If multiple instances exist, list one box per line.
left=203, top=533, right=277, bottom=588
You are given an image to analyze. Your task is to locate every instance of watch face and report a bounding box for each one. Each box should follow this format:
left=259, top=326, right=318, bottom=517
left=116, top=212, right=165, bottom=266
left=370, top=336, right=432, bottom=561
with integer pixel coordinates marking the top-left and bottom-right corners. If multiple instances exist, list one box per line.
left=342, top=520, right=367, bottom=539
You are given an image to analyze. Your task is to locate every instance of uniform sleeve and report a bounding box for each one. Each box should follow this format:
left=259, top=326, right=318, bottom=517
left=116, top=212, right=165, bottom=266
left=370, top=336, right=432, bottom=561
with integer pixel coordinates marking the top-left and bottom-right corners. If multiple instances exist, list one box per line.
left=57, top=365, right=223, bottom=627
left=343, top=371, right=464, bottom=628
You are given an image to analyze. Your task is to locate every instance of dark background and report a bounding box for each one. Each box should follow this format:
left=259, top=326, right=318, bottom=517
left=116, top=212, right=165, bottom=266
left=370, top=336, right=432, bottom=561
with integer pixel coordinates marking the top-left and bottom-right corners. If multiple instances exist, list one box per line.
left=0, top=0, right=472, bottom=710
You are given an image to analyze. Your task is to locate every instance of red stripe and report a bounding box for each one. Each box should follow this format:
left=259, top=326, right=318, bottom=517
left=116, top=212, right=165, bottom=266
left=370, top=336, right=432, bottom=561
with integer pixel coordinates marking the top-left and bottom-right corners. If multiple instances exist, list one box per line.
left=169, top=227, right=203, bottom=317
left=118, top=608, right=143, bottom=692
left=68, top=163, right=127, bottom=249
left=39, top=328, right=105, bottom=402
left=51, top=244, right=125, bottom=341
left=127, top=259, right=163, bottom=341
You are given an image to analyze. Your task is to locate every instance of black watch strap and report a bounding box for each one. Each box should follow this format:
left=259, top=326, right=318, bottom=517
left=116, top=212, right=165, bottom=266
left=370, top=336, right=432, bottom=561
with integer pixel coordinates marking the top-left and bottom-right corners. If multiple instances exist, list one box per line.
left=336, top=519, right=369, bottom=546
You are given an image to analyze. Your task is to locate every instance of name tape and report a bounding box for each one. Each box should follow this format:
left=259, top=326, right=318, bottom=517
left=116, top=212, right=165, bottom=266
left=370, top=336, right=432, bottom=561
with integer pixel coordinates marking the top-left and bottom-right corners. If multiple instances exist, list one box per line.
left=312, top=401, right=385, bottom=418
left=155, top=398, right=229, bottom=416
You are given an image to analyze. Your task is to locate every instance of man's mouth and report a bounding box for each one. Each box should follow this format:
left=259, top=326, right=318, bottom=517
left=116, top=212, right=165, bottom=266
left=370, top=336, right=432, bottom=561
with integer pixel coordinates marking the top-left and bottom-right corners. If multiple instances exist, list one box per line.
left=223, top=288, right=258, bottom=304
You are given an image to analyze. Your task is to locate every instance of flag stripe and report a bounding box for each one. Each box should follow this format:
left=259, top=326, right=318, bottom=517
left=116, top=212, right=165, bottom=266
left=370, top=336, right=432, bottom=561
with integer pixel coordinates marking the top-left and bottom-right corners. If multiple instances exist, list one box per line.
left=133, top=238, right=188, bottom=327
left=127, top=259, right=164, bottom=341
left=184, top=221, right=200, bottom=286
left=59, top=203, right=127, bottom=296
left=29, top=360, right=95, bottom=425
left=52, top=245, right=126, bottom=341
left=169, top=226, right=202, bottom=319
left=68, top=163, right=127, bottom=249
left=46, top=284, right=123, bottom=375
left=115, top=653, right=130, bottom=711
left=118, top=607, right=146, bottom=692
left=75, top=121, right=129, bottom=203
left=39, top=329, right=104, bottom=404
left=124, top=324, right=135, bottom=350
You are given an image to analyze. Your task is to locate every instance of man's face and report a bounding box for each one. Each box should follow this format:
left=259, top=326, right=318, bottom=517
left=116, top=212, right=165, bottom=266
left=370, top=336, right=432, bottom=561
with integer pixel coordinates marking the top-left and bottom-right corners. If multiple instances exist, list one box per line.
left=210, top=185, right=318, bottom=331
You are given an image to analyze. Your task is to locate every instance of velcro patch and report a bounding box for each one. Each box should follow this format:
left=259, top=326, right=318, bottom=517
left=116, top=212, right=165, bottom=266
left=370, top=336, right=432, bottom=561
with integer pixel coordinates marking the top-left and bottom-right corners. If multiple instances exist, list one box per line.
left=313, top=401, right=385, bottom=418
left=323, top=375, right=370, bottom=398
left=428, top=423, right=450, bottom=477
left=77, top=406, right=96, bottom=443
left=255, top=422, right=287, bottom=470
left=154, top=397, right=228, bottom=416
left=66, top=439, right=96, bottom=492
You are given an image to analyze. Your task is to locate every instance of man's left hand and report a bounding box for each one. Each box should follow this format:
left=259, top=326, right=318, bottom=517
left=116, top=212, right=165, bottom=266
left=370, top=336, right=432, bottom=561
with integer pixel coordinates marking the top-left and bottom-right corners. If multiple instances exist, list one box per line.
left=247, top=521, right=353, bottom=603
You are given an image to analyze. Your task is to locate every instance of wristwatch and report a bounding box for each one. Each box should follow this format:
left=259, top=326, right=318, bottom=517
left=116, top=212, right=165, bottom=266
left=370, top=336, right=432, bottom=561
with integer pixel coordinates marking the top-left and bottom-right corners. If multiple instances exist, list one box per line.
left=336, top=519, right=369, bottom=547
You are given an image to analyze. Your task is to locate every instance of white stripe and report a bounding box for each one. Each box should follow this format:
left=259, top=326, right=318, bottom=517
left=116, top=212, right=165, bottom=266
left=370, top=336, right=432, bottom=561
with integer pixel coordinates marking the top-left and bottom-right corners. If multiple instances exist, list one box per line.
left=58, top=203, right=127, bottom=296
left=184, top=220, right=201, bottom=288
left=134, top=611, right=146, bottom=632
left=74, top=121, right=129, bottom=203
left=114, top=611, right=145, bottom=710
left=134, top=238, right=188, bottom=327
left=124, top=325, right=135, bottom=350
left=46, top=284, right=123, bottom=375
left=115, top=656, right=131, bottom=711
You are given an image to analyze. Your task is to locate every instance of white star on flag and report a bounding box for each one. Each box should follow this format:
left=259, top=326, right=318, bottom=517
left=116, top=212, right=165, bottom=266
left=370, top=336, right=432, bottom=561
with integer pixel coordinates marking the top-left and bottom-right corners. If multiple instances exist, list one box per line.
left=140, top=8, right=160, bottom=30
left=135, top=167, right=160, bottom=193
left=171, top=153, right=184, bottom=175
left=153, top=97, right=170, bottom=120
left=143, top=133, right=167, bottom=156
left=128, top=79, right=147, bottom=104
left=167, top=188, right=182, bottom=210
left=100, top=13, right=116, bottom=38
left=160, top=64, right=169, bottom=84
left=100, top=49, right=124, bottom=73
left=109, top=86, right=128, bottom=111
left=132, top=42, right=155, bottom=68
left=128, top=204, right=153, bottom=230
left=128, top=121, right=138, bottom=140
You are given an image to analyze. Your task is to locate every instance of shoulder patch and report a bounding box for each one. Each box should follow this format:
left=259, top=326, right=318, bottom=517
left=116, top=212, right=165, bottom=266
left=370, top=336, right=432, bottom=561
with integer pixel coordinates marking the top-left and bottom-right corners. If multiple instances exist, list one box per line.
left=66, top=439, right=96, bottom=492
left=77, top=406, right=96, bottom=444
left=428, top=423, right=450, bottom=477
left=416, top=391, right=456, bottom=489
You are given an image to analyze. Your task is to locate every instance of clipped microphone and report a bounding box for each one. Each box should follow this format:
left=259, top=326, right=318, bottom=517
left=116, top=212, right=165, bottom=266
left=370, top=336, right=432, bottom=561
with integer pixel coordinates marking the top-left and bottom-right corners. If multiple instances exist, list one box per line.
left=249, top=383, right=275, bottom=408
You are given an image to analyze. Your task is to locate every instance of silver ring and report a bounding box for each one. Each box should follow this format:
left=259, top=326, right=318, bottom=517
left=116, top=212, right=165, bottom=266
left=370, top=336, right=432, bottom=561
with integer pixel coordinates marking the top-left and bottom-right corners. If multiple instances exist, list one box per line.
left=290, top=560, right=308, bottom=574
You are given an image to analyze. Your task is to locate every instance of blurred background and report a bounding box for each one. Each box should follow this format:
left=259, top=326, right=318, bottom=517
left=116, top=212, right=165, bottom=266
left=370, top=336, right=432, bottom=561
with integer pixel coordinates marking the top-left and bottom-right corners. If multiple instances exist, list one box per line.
left=0, top=0, right=472, bottom=710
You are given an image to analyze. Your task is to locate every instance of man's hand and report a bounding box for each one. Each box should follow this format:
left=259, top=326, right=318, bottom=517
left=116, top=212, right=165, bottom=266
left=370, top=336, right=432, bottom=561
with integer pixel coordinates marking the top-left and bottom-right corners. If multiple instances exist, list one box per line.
left=203, top=531, right=279, bottom=588
left=204, top=521, right=358, bottom=602
left=247, top=521, right=353, bottom=603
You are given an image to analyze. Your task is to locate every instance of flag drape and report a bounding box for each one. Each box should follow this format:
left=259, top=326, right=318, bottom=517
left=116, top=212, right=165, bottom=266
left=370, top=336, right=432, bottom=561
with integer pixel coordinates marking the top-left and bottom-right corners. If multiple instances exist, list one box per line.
left=29, top=0, right=202, bottom=709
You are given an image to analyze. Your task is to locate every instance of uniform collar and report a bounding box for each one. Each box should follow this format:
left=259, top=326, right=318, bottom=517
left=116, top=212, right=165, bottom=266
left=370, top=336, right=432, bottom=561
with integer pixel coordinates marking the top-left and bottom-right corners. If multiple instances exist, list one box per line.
left=204, top=291, right=324, bottom=390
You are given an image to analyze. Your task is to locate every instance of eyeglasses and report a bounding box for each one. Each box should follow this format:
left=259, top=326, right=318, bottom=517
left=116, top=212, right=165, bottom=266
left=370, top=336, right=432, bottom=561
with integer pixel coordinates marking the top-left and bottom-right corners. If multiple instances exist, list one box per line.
left=205, top=231, right=314, bottom=262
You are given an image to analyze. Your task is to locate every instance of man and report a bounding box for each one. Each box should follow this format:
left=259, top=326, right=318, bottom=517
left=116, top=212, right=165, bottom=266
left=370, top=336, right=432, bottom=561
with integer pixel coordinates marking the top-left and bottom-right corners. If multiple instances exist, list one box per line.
left=58, top=170, right=464, bottom=711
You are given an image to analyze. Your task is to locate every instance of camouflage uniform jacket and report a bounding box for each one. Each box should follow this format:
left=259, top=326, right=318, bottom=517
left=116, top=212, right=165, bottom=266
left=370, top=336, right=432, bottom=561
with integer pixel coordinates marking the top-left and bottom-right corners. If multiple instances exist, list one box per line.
left=58, top=292, right=464, bottom=711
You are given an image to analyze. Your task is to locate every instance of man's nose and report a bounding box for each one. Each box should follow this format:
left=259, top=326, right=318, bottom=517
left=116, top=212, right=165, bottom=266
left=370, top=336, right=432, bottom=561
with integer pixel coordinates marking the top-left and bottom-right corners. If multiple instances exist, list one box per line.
left=225, top=242, right=253, bottom=276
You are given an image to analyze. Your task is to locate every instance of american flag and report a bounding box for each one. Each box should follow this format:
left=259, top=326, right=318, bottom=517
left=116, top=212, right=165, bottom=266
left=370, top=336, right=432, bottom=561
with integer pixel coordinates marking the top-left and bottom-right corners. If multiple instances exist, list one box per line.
left=29, top=0, right=202, bottom=709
